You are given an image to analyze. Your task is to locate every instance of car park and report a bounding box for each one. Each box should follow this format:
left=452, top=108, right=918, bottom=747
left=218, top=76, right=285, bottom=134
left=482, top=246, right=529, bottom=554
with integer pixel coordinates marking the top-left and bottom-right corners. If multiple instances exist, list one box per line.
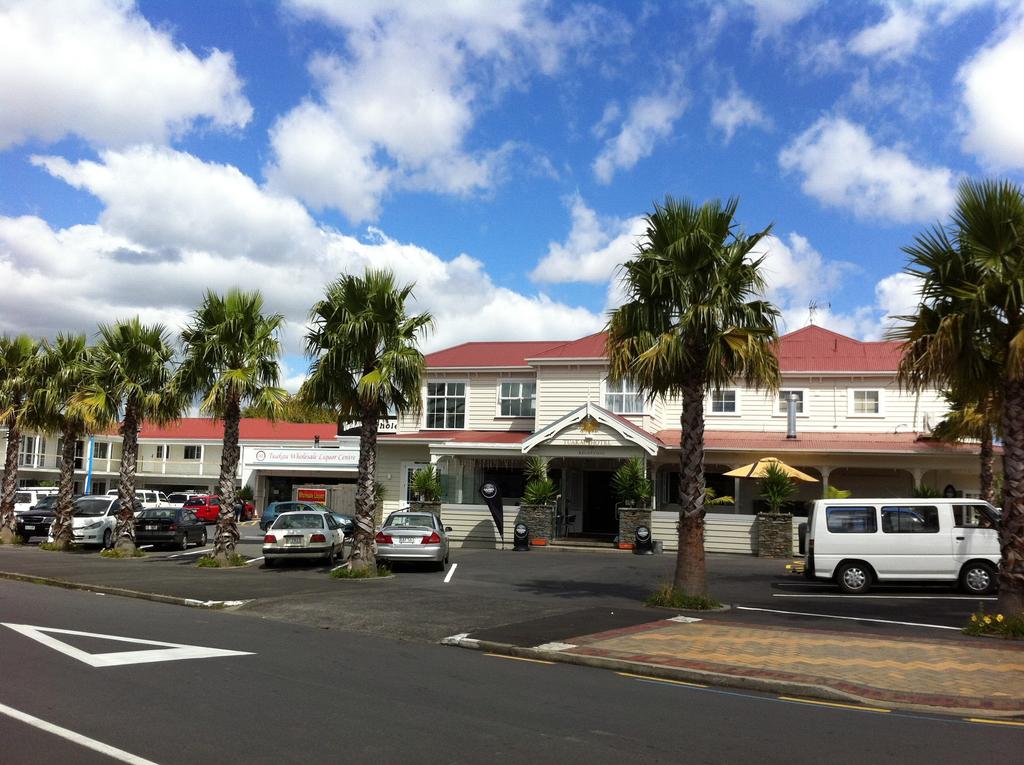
left=135, top=506, right=208, bottom=550
left=16, top=501, right=59, bottom=541
left=259, top=500, right=326, bottom=531
left=263, top=510, right=344, bottom=566
left=805, top=498, right=1001, bottom=595
left=182, top=494, right=222, bottom=523
left=14, top=487, right=59, bottom=514
left=374, top=511, right=451, bottom=570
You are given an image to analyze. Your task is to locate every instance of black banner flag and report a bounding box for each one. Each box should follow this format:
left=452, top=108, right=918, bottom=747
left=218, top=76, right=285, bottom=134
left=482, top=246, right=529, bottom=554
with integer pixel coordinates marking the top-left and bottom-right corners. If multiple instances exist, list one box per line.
left=479, top=482, right=503, bottom=541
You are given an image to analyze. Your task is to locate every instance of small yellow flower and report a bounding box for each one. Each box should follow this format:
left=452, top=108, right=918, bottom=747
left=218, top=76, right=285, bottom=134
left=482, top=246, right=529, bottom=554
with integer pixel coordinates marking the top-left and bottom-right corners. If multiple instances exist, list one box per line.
left=984, top=616, right=992, bottom=625
left=996, top=614, right=1005, bottom=623
left=971, top=614, right=978, bottom=622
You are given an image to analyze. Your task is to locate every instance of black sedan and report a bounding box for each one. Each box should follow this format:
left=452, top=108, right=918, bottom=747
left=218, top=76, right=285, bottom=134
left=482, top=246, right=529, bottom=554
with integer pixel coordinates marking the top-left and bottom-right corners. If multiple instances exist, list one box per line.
left=16, top=496, right=63, bottom=541
left=134, top=507, right=208, bottom=550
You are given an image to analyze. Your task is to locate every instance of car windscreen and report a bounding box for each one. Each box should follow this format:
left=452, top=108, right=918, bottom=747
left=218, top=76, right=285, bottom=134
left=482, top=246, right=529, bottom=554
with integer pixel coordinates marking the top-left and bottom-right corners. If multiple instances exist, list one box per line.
left=33, top=495, right=58, bottom=509
left=272, top=513, right=324, bottom=530
left=182, top=498, right=206, bottom=507
left=139, top=509, right=177, bottom=520
left=386, top=514, right=435, bottom=528
left=74, top=498, right=112, bottom=517
left=167, top=494, right=189, bottom=503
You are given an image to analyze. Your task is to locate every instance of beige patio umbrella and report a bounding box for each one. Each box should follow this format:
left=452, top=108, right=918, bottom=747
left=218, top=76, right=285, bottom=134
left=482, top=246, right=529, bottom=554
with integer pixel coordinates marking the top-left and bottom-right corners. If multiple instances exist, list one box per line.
left=723, top=457, right=819, bottom=482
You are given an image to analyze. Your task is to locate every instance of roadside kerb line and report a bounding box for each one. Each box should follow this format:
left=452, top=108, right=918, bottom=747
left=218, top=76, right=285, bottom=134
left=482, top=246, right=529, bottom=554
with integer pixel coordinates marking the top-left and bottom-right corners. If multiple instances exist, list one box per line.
left=736, top=605, right=962, bottom=630
left=0, top=700, right=160, bottom=765
left=777, top=696, right=890, bottom=713
left=443, top=563, right=458, bottom=583
left=618, top=671, right=706, bottom=688
left=771, top=594, right=997, bottom=601
left=965, top=717, right=1024, bottom=727
left=0, top=571, right=251, bottom=609
left=483, top=653, right=554, bottom=665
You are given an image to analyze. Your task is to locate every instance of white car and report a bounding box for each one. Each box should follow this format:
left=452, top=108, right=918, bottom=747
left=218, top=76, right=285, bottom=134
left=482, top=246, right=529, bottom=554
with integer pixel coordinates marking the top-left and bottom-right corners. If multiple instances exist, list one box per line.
left=262, top=510, right=345, bottom=567
left=165, top=491, right=206, bottom=506
left=14, top=487, right=58, bottom=515
left=105, top=488, right=167, bottom=508
left=47, top=496, right=142, bottom=548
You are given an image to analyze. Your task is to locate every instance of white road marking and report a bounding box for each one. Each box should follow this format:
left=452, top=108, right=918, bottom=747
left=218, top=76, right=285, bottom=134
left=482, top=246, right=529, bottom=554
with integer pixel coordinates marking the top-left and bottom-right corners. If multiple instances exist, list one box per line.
left=443, top=563, right=458, bottom=583
left=735, top=606, right=962, bottom=630
left=246, top=557, right=263, bottom=564
left=534, top=641, right=577, bottom=651
left=182, top=599, right=251, bottom=609
left=331, top=564, right=347, bottom=572
left=0, top=701, right=159, bottom=765
left=771, top=594, right=997, bottom=601
left=667, top=615, right=702, bottom=623
left=2, top=623, right=254, bottom=667
left=137, top=545, right=153, bottom=550
left=165, top=547, right=211, bottom=559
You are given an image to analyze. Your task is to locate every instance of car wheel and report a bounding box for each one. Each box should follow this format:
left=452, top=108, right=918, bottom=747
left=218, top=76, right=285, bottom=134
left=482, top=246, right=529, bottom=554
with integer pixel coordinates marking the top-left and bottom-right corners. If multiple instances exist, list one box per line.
left=178, top=533, right=189, bottom=551
left=960, top=561, right=997, bottom=595
left=836, top=562, right=872, bottom=594
left=200, top=528, right=208, bottom=546
left=102, top=529, right=113, bottom=549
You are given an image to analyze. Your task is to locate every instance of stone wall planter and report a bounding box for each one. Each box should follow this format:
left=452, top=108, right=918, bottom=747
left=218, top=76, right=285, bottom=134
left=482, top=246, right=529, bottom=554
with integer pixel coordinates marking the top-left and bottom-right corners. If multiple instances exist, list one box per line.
left=617, top=507, right=652, bottom=550
left=516, top=504, right=555, bottom=545
left=756, top=512, right=793, bottom=558
left=410, top=500, right=442, bottom=521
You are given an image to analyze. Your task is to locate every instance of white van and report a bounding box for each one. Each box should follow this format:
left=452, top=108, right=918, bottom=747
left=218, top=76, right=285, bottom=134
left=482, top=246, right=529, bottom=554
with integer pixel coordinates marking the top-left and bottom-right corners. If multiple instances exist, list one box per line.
left=14, top=487, right=59, bottom=514
left=805, top=498, right=1000, bottom=595
left=104, top=489, right=167, bottom=508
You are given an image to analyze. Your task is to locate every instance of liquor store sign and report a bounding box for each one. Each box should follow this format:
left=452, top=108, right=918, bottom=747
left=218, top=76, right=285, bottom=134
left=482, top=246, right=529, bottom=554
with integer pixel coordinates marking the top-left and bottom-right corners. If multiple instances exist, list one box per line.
left=244, top=446, right=358, bottom=470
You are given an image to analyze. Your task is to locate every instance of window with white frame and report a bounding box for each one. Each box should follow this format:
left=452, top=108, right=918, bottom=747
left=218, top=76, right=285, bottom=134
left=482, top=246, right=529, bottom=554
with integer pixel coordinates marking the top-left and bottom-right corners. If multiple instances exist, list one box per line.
left=777, top=390, right=805, bottom=414
left=18, top=435, right=45, bottom=468
left=183, top=445, right=202, bottom=461
left=426, top=382, right=466, bottom=429
left=93, top=441, right=109, bottom=460
left=850, top=389, right=881, bottom=415
left=604, top=378, right=644, bottom=414
left=499, top=381, right=536, bottom=417
left=710, top=389, right=737, bottom=414
left=155, top=444, right=168, bottom=460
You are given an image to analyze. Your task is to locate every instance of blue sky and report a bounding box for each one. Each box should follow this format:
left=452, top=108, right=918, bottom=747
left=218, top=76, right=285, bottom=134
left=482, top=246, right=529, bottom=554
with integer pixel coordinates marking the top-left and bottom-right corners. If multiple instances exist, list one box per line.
left=2, top=0, right=1023, bottom=388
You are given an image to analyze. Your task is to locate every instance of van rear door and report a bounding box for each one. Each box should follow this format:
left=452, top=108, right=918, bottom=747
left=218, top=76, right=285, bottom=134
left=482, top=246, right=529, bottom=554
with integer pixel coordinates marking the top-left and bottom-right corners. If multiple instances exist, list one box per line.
left=951, top=503, right=1000, bottom=571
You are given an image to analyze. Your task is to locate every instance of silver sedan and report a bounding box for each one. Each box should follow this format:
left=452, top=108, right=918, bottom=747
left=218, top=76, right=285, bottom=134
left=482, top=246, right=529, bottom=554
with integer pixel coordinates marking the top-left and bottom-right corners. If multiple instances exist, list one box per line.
left=374, top=511, right=451, bottom=570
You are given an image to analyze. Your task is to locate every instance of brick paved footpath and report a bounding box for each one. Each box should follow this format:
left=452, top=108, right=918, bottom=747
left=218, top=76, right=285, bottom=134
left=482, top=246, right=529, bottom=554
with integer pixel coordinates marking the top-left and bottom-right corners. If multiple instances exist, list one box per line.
left=565, top=619, right=1024, bottom=712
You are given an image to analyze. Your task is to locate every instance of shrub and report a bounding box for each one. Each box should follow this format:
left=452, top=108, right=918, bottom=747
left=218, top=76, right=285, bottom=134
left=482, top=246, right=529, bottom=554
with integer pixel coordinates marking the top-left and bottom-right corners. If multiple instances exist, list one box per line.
left=825, top=485, right=852, bottom=499
left=522, top=457, right=559, bottom=505
left=196, top=552, right=249, bottom=568
left=330, top=564, right=389, bottom=579
left=611, top=457, right=653, bottom=507
left=759, top=463, right=797, bottom=514
left=410, top=466, right=443, bottom=502
left=646, top=584, right=722, bottom=610
left=964, top=608, right=1024, bottom=639
left=100, top=547, right=145, bottom=559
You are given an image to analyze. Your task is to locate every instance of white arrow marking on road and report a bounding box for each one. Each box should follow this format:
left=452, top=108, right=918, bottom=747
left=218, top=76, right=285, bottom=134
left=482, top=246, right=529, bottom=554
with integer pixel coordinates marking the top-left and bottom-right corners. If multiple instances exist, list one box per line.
left=2, top=623, right=254, bottom=667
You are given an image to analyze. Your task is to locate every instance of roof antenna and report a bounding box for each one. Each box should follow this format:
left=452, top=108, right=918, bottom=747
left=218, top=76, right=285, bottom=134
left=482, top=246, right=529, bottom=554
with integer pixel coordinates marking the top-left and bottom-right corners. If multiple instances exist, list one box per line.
left=807, top=300, right=830, bottom=326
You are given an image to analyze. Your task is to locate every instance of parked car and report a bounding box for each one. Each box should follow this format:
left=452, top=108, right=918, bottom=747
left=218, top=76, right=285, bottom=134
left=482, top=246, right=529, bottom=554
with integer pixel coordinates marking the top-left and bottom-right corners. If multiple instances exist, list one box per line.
left=262, top=510, right=344, bottom=567
left=332, top=513, right=355, bottom=535
left=16, top=501, right=59, bottom=541
left=374, top=511, right=451, bottom=571
left=67, top=496, right=142, bottom=547
left=182, top=495, right=223, bottom=523
left=105, top=488, right=167, bottom=507
left=259, top=500, right=327, bottom=531
left=135, top=507, right=208, bottom=550
left=805, top=498, right=1001, bottom=595
left=165, top=491, right=206, bottom=506
left=14, top=487, right=59, bottom=514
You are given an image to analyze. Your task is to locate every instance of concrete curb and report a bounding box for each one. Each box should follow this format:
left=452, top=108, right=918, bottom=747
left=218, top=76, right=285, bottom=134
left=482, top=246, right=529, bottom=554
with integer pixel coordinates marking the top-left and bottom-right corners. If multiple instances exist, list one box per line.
left=0, top=570, right=251, bottom=610
left=440, top=634, right=1024, bottom=719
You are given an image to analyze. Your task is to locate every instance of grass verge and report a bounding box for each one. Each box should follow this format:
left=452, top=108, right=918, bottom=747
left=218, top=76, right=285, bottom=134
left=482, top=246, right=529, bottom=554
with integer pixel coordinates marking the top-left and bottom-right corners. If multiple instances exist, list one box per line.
left=646, top=583, right=722, bottom=610
left=964, top=608, right=1024, bottom=639
left=330, top=564, right=390, bottom=579
left=100, top=547, right=145, bottom=559
left=196, top=552, right=249, bottom=568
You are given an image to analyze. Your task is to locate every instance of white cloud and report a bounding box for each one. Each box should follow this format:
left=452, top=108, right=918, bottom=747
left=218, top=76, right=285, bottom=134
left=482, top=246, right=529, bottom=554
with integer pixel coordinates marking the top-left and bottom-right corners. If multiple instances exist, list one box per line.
left=531, top=195, right=645, bottom=283
left=268, top=0, right=617, bottom=222
left=3, top=146, right=602, bottom=354
left=958, top=16, right=1024, bottom=169
left=778, top=116, right=957, bottom=223
left=593, top=77, right=687, bottom=184
left=0, top=0, right=251, bottom=150
left=849, top=7, right=926, bottom=60
left=742, top=0, right=820, bottom=39
left=710, top=85, right=771, bottom=143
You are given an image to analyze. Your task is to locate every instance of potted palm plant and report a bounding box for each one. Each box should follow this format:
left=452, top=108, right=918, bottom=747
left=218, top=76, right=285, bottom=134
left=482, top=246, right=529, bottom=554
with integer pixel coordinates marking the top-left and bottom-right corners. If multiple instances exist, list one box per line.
left=518, top=456, right=559, bottom=544
left=612, top=457, right=653, bottom=549
left=410, top=466, right=443, bottom=520
left=756, top=462, right=797, bottom=557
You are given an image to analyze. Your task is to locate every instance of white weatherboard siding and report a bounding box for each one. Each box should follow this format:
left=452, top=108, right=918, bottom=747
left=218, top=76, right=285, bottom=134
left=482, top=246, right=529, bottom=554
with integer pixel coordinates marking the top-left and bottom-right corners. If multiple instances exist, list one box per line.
left=440, top=504, right=517, bottom=548
left=397, top=372, right=538, bottom=433
left=651, top=512, right=801, bottom=555
left=535, top=365, right=603, bottom=429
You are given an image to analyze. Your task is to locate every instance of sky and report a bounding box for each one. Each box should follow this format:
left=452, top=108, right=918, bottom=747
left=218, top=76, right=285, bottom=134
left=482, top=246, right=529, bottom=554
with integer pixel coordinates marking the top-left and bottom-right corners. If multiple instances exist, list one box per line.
left=2, top=0, right=1024, bottom=390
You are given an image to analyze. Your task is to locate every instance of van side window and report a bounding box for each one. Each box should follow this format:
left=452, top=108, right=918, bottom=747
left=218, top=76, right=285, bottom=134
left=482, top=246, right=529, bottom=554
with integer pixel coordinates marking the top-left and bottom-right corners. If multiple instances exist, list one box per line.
left=953, top=505, right=994, bottom=529
left=825, top=507, right=877, bottom=533
left=881, top=506, right=939, bottom=533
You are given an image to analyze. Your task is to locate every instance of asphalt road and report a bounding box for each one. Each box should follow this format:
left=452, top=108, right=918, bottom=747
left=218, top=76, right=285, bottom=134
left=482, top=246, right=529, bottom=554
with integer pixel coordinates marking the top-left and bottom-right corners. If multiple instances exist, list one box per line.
left=0, top=579, right=1019, bottom=764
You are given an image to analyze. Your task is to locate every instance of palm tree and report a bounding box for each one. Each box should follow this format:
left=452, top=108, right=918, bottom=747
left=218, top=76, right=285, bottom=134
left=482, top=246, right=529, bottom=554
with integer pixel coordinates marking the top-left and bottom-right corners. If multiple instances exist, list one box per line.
left=176, top=289, right=287, bottom=563
left=0, top=335, right=41, bottom=543
left=607, top=195, right=780, bottom=596
left=891, top=178, right=1024, bottom=614
left=931, top=394, right=999, bottom=505
left=26, top=334, right=97, bottom=550
left=303, top=269, right=433, bottom=571
left=80, top=319, right=181, bottom=552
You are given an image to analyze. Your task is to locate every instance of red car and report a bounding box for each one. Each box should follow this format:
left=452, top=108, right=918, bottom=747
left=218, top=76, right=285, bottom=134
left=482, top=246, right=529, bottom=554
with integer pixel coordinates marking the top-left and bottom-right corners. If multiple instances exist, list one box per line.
left=182, top=495, right=223, bottom=523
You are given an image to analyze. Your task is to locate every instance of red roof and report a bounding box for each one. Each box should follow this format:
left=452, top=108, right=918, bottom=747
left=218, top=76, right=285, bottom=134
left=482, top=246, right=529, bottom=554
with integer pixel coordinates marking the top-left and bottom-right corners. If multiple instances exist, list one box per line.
left=103, top=418, right=339, bottom=442
left=427, top=325, right=905, bottom=373
left=654, top=429, right=984, bottom=455
left=426, top=341, right=567, bottom=368
left=380, top=430, right=529, bottom=444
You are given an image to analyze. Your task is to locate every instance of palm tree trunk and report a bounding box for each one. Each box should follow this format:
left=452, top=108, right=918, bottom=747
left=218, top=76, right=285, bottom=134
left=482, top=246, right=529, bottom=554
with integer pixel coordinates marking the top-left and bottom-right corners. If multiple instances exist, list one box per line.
left=0, top=410, right=21, bottom=543
left=998, top=379, right=1024, bottom=614
left=674, top=379, right=707, bottom=596
left=213, top=393, right=241, bottom=563
left=980, top=426, right=995, bottom=506
left=113, top=403, right=140, bottom=551
left=52, top=423, right=78, bottom=551
left=349, top=405, right=379, bottom=571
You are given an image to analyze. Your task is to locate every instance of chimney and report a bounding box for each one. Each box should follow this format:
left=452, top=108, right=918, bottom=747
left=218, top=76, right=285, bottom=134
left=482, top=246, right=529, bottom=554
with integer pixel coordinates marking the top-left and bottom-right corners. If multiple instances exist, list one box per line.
left=786, top=393, right=797, bottom=439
